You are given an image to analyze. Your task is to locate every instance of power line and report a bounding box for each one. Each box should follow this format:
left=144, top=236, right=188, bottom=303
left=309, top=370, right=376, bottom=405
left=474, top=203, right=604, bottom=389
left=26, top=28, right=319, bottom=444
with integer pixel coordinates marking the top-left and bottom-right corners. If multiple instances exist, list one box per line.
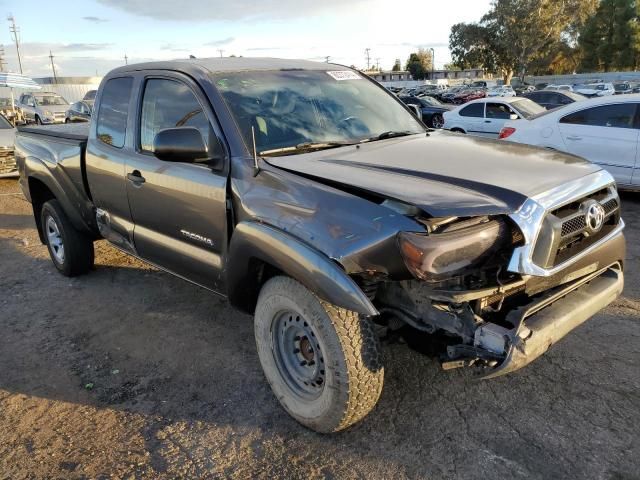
left=48, top=50, right=57, bottom=82
left=7, top=15, right=22, bottom=74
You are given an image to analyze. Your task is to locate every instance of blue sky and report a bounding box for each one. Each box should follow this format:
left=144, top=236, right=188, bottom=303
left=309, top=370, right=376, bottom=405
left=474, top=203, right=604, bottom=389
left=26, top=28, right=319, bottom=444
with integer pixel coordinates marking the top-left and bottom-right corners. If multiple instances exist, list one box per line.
left=0, top=0, right=491, bottom=77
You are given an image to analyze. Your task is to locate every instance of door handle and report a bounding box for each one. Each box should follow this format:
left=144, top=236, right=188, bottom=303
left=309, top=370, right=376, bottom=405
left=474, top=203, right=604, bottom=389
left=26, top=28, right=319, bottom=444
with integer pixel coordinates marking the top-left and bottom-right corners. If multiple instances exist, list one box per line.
left=566, top=135, right=582, bottom=141
left=127, top=170, right=146, bottom=184
left=484, top=120, right=492, bottom=123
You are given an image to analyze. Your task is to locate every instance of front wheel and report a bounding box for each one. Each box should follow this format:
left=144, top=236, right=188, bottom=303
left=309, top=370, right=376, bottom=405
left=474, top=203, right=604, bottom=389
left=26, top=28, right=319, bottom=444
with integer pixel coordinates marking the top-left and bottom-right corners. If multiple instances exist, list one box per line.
left=35, top=115, right=43, bottom=125
left=254, top=276, right=384, bottom=433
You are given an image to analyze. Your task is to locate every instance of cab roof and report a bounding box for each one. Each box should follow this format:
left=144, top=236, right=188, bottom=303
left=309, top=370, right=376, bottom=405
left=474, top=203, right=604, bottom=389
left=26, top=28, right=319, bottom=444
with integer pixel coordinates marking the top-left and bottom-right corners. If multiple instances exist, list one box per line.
left=110, top=57, right=343, bottom=75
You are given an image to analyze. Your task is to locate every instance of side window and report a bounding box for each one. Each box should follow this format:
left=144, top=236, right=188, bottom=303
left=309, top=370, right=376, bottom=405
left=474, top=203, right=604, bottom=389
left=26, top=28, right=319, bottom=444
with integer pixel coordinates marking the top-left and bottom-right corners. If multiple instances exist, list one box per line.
left=139, top=78, right=214, bottom=156
left=486, top=103, right=511, bottom=119
left=96, top=77, right=133, bottom=148
left=71, top=102, right=80, bottom=112
left=561, top=104, right=637, bottom=129
left=459, top=103, right=484, bottom=118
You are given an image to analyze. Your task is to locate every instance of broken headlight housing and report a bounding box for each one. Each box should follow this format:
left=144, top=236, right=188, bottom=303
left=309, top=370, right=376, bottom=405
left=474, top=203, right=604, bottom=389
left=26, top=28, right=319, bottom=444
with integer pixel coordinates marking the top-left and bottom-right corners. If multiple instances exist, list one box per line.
left=398, top=218, right=510, bottom=282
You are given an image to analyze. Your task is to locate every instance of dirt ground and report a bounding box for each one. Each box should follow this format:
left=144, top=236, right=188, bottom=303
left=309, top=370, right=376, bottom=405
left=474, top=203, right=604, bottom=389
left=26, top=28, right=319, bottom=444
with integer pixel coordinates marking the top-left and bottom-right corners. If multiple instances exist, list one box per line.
left=0, top=177, right=639, bottom=480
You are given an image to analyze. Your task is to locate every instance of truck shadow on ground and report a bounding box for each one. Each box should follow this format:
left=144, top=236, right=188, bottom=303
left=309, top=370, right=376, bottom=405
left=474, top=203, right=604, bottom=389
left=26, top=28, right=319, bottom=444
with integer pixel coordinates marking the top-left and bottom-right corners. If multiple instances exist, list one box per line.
left=1, top=235, right=639, bottom=479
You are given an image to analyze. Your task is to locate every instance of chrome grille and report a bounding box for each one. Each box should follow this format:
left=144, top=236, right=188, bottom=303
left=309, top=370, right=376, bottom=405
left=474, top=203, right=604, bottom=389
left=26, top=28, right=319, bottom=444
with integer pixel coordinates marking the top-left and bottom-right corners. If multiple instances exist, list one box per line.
left=561, top=216, right=586, bottom=237
left=0, top=148, right=16, bottom=175
left=532, top=185, right=621, bottom=269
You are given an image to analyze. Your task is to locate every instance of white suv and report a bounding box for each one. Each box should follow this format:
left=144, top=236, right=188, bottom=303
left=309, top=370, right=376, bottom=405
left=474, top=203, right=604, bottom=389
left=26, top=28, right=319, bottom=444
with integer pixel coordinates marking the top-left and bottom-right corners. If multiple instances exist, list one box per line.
left=574, top=83, right=615, bottom=98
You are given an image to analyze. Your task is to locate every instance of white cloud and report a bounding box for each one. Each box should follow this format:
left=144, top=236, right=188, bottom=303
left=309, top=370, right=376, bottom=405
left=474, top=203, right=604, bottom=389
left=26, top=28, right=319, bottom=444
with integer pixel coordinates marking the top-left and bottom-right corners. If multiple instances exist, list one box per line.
left=98, top=0, right=366, bottom=20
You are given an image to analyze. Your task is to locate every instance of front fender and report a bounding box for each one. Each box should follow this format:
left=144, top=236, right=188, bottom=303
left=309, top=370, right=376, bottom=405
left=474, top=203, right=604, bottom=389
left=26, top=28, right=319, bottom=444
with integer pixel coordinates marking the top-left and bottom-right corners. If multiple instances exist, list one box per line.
left=226, top=221, right=378, bottom=316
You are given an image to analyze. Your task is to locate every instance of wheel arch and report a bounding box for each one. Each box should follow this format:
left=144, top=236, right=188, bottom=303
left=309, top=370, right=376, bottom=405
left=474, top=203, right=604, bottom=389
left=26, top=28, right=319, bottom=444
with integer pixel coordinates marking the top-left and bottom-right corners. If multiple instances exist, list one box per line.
left=226, top=222, right=378, bottom=317
left=26, top=170, right=93, bottom=243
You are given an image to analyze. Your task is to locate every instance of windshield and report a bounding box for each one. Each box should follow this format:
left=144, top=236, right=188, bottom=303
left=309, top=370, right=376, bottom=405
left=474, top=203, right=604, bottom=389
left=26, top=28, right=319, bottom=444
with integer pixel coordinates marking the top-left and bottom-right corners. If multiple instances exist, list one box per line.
left=0, top=114, right=11, bottom=129
left=34, top=94, right=68, bottom=106
left=564, top=91, right=587, bottom=101
left=213, top=70, right=424, bottom=155
left=420, top=96, right=442, bottom=106
left=84, top=90, right=96, bottom=100
left=511, top=99, right=546, bottom=119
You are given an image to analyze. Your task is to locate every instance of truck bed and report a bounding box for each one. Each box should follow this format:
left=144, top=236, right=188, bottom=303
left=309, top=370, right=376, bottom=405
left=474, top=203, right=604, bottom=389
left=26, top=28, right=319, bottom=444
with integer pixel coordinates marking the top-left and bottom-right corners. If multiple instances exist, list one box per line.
left=15, top=123, right=96, bottom=235
left=17, top=123, right=89, bottom=142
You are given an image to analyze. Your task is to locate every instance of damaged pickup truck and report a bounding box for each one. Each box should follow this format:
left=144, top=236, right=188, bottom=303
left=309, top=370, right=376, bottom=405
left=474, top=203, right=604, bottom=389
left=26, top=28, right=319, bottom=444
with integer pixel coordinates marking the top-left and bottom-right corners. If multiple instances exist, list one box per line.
left=15, top=58, right=625, bottom=433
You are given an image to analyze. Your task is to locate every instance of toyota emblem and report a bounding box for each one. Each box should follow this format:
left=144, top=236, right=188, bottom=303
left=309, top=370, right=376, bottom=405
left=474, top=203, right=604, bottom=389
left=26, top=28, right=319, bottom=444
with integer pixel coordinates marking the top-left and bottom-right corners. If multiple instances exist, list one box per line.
left=584, top=201, right=606, bottom=233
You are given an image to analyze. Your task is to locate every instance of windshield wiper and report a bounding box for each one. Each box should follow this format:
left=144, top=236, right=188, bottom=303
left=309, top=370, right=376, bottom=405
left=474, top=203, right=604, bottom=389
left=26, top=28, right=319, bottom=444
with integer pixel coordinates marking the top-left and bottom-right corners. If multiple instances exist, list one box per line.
left=259, top=140, right=358, bottom=156
left=363, top=131, right=415, bottom=142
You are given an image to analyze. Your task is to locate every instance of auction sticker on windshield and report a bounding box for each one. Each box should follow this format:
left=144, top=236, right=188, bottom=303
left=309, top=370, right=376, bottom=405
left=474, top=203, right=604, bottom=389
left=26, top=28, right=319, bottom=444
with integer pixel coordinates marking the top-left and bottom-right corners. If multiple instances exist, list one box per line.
left=326, top=71, right=362, bottom=81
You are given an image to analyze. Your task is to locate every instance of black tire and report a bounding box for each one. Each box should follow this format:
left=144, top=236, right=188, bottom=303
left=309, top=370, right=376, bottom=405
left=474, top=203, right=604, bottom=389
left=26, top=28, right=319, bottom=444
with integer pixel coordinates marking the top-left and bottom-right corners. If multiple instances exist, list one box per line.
left=254, top=276, right=384, bottom=433
left=451, top=128, right=466, bottom=134
left=35, top=115, right=42, bottom=125
left=41, top=199, right=94, bottom=277
left=431, top=113, right=445, bottom=129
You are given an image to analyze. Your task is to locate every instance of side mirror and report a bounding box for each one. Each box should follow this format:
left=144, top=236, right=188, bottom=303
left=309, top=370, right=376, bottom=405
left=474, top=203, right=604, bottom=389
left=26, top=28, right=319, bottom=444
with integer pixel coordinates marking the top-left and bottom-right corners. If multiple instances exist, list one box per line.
left=153, top=127, right=209, bottom=163
left=407, top=104, right=422, bottom=120
left=509, top=113, right=519, bottom=120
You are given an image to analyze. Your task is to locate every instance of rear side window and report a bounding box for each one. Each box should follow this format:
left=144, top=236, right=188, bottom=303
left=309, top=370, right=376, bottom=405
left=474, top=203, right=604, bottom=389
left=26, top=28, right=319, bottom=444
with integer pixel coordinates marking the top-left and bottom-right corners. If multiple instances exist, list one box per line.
left=560, top=103, right=638, bottom=129
left=96, top=77, right=133, bottom=148
left=459, top=103, right=484, bottom=117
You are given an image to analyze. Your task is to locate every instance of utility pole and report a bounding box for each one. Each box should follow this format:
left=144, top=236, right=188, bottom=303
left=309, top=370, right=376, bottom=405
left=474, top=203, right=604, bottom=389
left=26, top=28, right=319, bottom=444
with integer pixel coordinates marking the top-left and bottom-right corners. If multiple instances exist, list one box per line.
left=49, top=50, right=58, bottom=82
left=375, top=57, right=381, bottom=71
left=0, top=45, right=6, bottom=72
left=7, top=15, right=23, bottom=74
left=429, top=47, right=435, bottom=80
left=324, top=56, right=330, bottom=63
left=217, top=49, right=224, bottom=58
left=124, top=54, right=128, bottom=65
left=364, top=48, right=371, bottom=71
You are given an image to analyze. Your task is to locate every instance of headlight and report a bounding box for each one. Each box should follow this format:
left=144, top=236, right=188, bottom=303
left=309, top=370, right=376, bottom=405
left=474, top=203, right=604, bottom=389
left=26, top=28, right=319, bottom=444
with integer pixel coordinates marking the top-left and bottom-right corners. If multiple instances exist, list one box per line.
left=398, top=218, right=510, bottom=282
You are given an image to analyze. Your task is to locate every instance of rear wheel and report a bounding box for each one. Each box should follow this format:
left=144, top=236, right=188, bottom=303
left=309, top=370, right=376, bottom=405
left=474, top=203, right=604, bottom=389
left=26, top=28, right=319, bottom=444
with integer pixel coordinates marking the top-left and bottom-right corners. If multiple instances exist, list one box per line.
left=451, top=128, right=466, bottom=134
left=431, top=113, right=445, bottom=129
left=254, top=276, right=384, bottom=433
left=41, top=199, right=94, bottom=276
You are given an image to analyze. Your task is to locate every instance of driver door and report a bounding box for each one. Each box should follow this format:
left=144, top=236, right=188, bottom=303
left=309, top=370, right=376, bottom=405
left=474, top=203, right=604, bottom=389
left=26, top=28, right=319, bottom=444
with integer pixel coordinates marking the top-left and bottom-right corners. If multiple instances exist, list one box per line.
left=125, top=73, right=230, bottom=293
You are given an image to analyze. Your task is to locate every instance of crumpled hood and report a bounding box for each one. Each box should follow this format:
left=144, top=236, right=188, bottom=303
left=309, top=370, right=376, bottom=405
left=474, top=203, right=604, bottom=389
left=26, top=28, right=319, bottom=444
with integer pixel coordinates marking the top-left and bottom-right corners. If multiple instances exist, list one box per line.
left=265, top=131, right=601, bottom=217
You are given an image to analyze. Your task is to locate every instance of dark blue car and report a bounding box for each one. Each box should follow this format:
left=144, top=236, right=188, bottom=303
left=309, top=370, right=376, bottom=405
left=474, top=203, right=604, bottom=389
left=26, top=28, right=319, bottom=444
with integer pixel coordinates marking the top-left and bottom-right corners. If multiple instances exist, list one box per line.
left=399, top=95, right=452, bottom=128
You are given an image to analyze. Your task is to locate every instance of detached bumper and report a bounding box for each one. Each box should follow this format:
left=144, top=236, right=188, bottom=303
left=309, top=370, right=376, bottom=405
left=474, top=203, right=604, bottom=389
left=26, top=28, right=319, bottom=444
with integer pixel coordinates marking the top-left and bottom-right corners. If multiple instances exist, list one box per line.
left=482, top=264, right=624, bottom=379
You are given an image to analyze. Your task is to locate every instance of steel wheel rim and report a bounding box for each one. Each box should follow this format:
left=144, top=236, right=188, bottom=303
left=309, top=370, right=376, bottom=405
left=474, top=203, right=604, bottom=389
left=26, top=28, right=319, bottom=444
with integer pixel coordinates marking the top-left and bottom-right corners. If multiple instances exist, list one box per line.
left=271, top=310, right=326, bottom=400
left=45, top=216, right=64, bottom=263
left=432, top=114, right=444, bottom=129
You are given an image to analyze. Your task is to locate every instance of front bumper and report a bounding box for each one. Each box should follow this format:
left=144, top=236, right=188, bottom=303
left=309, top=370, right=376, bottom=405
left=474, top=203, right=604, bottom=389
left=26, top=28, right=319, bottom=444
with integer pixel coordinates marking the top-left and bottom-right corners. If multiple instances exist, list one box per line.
left=482, top=263, right=623, bottom=378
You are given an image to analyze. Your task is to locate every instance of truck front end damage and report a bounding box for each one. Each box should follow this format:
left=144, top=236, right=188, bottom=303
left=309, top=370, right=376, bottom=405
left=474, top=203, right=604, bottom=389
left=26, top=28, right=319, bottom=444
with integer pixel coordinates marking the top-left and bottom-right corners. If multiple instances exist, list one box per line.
left=369, top=171, right=625, bottom=377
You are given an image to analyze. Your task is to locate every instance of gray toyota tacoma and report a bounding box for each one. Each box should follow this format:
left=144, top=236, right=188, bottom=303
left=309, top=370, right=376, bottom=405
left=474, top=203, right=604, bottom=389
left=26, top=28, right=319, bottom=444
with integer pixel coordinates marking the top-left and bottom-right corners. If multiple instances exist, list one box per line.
left=15, top=58, right=625, bottom=433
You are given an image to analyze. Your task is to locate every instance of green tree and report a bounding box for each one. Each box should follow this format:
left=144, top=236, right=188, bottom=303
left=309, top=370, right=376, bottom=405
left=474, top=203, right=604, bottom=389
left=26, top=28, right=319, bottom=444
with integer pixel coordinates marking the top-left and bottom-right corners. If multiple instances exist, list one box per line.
left=391, top=58, right=402, bottom=71
left=450, top=0, right=594, bottom=84
left=405, top=49, right=433, bottom=80
left=579, top=0, right=637, bottom=72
